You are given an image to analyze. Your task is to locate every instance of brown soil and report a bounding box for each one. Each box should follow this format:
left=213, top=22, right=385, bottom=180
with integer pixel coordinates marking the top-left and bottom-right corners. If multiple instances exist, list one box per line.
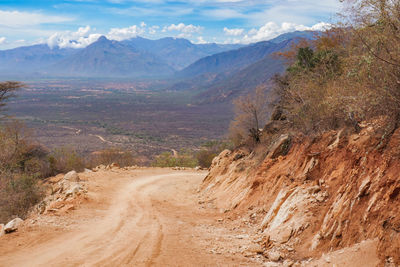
left=200, top=119, right=400, bottom=266
left=0, top=168, right=259, bottom=267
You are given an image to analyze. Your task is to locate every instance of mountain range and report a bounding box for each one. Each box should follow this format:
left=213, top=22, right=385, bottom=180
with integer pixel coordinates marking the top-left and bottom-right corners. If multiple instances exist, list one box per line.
left=0, top=30, right=316, bottom=101
left=0, top=36, right=242, bottom=78
left=170, top=31, right=316, bottom=102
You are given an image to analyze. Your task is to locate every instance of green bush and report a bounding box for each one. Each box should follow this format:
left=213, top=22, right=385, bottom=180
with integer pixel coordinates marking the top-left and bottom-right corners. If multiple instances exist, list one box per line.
left=152, top=150, right=198, bottom=168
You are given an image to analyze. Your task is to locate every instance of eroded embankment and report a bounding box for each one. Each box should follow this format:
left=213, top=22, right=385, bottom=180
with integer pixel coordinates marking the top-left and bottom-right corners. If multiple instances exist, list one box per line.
left=200, top=119, right=400, bottom=266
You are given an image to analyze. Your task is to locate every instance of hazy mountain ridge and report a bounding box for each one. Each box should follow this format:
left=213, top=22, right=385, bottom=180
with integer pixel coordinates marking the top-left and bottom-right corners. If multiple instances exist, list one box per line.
left=0, top=44, right=78, bottom=74
left=176, top=40, right=279, bottom=78
left=0, top=36, right=242, bottom=78
left=169, top=32, right=315, bottom=103
left=121, top=37, right=242, bottom=70
left=0, top=30, right=315, bottom=80
left=49, top=36, right=175, bottom=78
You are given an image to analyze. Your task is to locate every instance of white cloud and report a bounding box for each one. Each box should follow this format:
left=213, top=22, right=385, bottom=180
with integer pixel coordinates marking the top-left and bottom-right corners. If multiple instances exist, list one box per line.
left=47, top=26, right=101, bottom=49
left=0, top=37, right=6, bottom=44
left=309, top=22, right=332, bottom=31
left=162, top=23, right=203, bottom=34
left=241, top=21, right=331, bottom=44
left=0, top=10, right=71, bottom=27
left=195, top=36, right=208, bottom=44
left=223, top=27, right=244, bottom=36
left=148, top=25, right=159, bottom=35
left=107, top=25, right=145, bottom=41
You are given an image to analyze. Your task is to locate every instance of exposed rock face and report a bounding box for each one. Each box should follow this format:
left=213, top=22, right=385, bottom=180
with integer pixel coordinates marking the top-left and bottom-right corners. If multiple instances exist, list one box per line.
left=267, top=134, right=291, bottom=159
left=200, top=119, right=400, bottom=265
left=64, top=170, right=80, bottom=182
left=4, top=218, right=23, bottom=233
left=261, top=185, right=327, bottom=244
left=34, top=170, right=88, bottom=216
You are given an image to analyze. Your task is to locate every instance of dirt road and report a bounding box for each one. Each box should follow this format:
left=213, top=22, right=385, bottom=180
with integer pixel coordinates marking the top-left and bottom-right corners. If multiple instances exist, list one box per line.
left=0, top=169, right=257, bottom=267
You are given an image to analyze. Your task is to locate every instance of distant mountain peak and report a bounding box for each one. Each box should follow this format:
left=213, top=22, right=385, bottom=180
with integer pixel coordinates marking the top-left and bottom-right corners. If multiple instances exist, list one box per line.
left=96, top=35, right=110, bottom=43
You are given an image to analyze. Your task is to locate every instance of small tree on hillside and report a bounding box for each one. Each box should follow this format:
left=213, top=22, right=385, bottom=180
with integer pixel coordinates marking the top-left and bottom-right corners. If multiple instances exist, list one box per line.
left=229, top=85, right=270, bottom=146
left=0, top=81, right=24, bottom=117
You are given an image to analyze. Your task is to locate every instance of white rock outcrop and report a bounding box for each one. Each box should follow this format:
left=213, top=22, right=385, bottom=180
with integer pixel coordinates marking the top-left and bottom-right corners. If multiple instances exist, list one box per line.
left=4, top=218, right=23, bottom=233
left=261, top=185, right=328, bottom=244
left=64, top=170, right=80, bottom=182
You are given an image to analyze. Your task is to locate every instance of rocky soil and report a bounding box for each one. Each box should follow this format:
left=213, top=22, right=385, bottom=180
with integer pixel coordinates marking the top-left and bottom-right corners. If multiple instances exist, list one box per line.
left=200, top=118, right=400, bottom=266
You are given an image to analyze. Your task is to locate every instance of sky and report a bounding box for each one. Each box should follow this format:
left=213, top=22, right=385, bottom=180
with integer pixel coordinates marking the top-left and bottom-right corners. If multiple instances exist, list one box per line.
left=0, top=0, right=342, bottom=50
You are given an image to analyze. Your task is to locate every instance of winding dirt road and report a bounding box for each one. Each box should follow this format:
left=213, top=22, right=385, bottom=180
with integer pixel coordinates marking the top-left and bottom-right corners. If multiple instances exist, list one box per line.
left=0, top=168, right=256, bottom=267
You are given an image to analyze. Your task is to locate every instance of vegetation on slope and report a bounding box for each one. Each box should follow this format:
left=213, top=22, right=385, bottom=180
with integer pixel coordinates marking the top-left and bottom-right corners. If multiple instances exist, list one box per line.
left=231, top=0, right=400, bottom=146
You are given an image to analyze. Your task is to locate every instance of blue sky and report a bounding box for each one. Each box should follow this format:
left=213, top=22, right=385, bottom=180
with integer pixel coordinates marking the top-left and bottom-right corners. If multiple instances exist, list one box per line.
left=0, top=0, right=342, bottom=49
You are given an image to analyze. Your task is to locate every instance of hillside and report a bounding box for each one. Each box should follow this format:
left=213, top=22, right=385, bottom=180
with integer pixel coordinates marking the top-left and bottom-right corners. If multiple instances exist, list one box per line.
left=200, top=119, right=400, bottom=265
left=177, top=40, right=285, bottom=78
left=197, top=4, right=400, bottom=264
left=196, top=54, right=285, bottom=103
left=177, top=31, right=315, bottom=79
left=170, top=31, right=316, bottom=103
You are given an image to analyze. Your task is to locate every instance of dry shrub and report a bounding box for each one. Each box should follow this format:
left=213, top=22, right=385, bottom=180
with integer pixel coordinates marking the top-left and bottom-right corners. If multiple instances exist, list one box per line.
left=271, top=0, right=400, bottom=135
left=0, top=121, right=45, bottom=223
left=229, top=85, right=271, bottom=147
left=0, top=121, right=51, bottom=176
left=0, top=173, right=44, bottom=223
left=196, top=150, right=217, bottom=168
left=48, top=147, right=85, bottom=175
left=89, top=148, right=137, bottom=167
left=196, top=140, right=233, bottom=168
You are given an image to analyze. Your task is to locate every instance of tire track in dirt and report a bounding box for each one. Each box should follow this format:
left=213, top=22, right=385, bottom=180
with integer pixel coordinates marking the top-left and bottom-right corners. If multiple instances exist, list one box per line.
left=0, top=169, right=257, bottom=267
left=146, top=223, right=164, bottom=267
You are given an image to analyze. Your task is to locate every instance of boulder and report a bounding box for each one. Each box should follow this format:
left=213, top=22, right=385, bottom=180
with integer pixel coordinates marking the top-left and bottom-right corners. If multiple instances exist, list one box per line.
left=110, top=163, right=120, bottom=169
left=93, top=164, right=106, bottom=171
left=64, top=170, right=80, bottom=182
left=65, top=184, right=83, bottom=199
left=267, top=249, right=282, bottom=262
left=4, top=218, right=23, bottom=233
left=268, top=134, right=291, bottom=159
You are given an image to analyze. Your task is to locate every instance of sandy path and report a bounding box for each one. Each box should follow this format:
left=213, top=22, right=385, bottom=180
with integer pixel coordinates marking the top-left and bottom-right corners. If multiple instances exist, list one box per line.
left=0, top=169, right=255, bottom=267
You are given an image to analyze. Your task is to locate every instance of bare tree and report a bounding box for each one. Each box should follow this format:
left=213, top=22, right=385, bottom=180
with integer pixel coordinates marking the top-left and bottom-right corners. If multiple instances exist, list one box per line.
left=229, top=85, right=270, bottom=146
left=0, top=81, right=24, bottom=116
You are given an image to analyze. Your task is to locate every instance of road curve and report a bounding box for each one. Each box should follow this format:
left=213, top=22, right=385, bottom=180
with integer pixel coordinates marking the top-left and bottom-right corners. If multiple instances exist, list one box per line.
left=0, top=169, right=255, bottom=267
